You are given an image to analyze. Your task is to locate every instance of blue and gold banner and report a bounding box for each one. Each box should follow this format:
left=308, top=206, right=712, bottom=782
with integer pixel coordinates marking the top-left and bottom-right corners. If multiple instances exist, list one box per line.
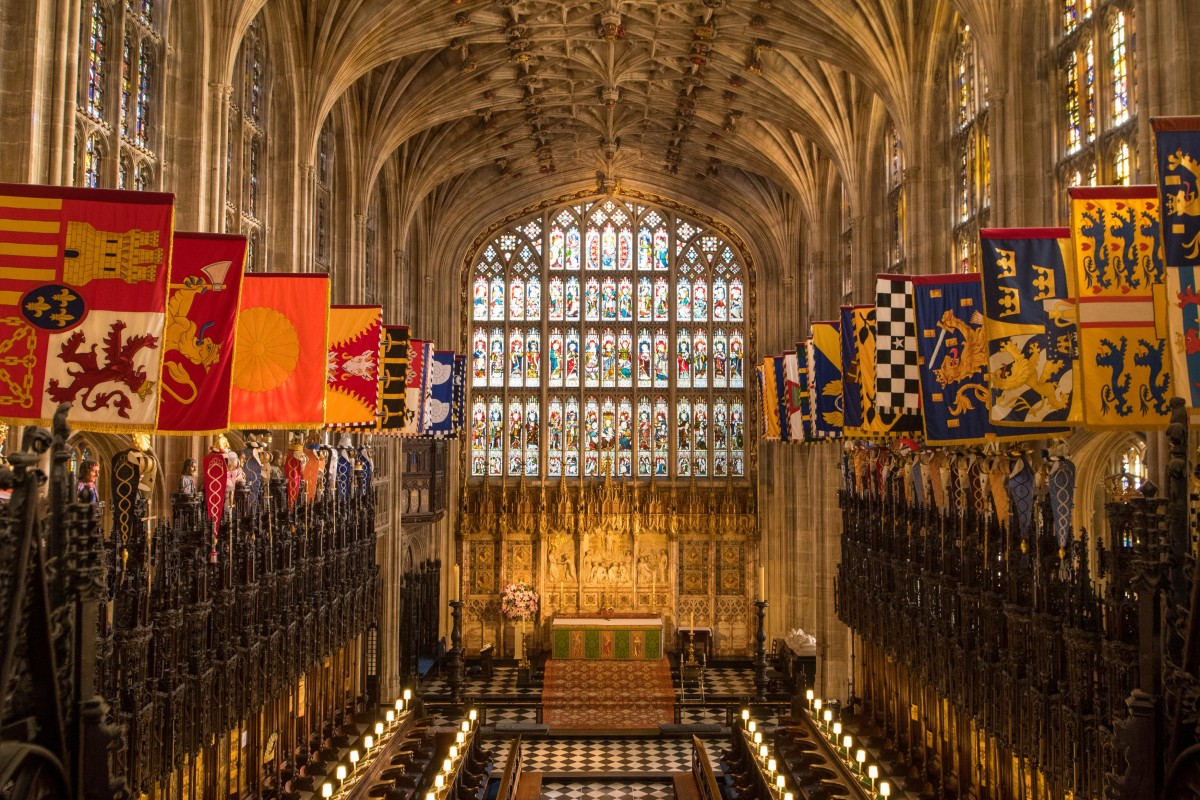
left=1153, top=117, right=1200, bottom=407
left=840, top=305, right=922, bottom=440
left=1070, top=186, right=1173, bottom=429
left=979, top=228, right=1081, bottom=426
left=808, top=321, right=843, bottom=439
left=912, top=274, right=1060, bottom=445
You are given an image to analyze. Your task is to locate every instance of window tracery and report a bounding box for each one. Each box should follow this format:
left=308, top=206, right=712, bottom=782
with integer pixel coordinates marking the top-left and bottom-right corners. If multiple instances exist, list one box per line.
left=1056, top=1, right=1136, bottom=213
left=950, top=23, right=990, bottom=273
left=469, top=199, right=749, bottom=481
left=315, top=118, right=334, bottom=268
left=74, top=0, right=162, bottom=190
left=885, top=125, right=905, bottom=269
left=228, top=15, right=268, bottom=271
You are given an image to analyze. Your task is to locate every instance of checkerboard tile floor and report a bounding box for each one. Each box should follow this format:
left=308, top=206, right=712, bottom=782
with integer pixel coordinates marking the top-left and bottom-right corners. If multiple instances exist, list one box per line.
left=420, top=666, right=542, bottom=699
left=520, top=738, right=694, bottom=773
left=540, top=780, right=674, bottom=800
left=420, top=663, right=782, bottom=732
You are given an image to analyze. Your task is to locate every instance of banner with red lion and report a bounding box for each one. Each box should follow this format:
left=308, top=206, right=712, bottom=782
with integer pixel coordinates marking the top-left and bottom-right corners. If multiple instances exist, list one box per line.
left=0, top=183, right=174, bottom=431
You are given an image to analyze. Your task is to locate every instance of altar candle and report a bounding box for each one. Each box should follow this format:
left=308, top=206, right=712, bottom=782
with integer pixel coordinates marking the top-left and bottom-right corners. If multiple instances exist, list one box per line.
left=690, top=611, right=695, bottom=632
left=758, top=565, right=765, bottom=600
left=453, top=564, right=460, bottom=601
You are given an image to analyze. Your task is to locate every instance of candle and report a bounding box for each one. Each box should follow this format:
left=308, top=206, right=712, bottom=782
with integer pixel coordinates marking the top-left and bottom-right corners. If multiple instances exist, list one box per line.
left=690, top=611, right=695, bottom=633
left=758, top=565, right=765, bottom=599
left=453, top=564, right=460, bottom=601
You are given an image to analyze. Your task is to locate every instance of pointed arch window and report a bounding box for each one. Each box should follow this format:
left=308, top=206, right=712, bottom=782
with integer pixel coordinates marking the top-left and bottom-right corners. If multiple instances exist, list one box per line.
left=229, top=15, right=269, bottom=270
left=74, top=0, right=163, bottom=190
left=885, top=125, right=906, bottom=269
left=468, top=199, right=752, bottom=481
left=950, top=23, right=990, bottom=273
left=1055, top=1, right=1137, bottom=216
left=315, top=118, right=335, bottom=268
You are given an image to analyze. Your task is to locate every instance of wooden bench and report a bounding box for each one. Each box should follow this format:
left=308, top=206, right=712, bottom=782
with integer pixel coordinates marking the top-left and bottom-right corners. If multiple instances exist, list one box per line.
left=672, top=772, right=703, bottom=800
left=514, top=771, right=542, bottom=800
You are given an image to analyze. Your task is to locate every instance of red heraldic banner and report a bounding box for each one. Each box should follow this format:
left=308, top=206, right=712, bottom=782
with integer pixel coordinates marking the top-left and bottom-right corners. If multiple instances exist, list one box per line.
left=229, top=273, right=330, bottom=429
left=157, top=232, right=246, bottom=434
left=0, top=184, right=174, bottom=431
left=325, top=305, right=383, bottom=427
left=402, top=339, right=429, bottom=436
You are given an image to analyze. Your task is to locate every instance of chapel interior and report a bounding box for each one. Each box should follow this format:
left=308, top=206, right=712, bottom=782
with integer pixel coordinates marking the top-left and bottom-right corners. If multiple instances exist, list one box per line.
left=2, top=1, right=1200, bottom=800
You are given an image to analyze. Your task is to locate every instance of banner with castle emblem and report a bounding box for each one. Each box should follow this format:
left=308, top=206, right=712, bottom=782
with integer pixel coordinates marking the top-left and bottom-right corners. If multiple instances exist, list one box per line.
left=979, top=228, right=1081, bottom=426
left=376, top=324, right=409, bottom=433
left=840, top=305, right=922, bottom=440
left=760, top=355, right=782, bottom=441
left=808, top=321, right=843, bottom=439
left=0, top=184, right=174, bottom=431
left=1069, top=186, right=1173, bottom=429
left=1152, top=117, right=1200, bottom=407
left=157, top=233, right=245, bottom=435
left=912, top=274, right=1061, bottom=445
left=324, top=305, right=382, bottom=428
left=229, top=273, right=330, bottom=429
left=425, top=350, right=456, bottom=438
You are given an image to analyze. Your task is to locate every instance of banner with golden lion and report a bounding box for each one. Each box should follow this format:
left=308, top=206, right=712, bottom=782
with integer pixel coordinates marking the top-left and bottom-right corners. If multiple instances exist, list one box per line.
left=157, top=232, right=246, bottom=434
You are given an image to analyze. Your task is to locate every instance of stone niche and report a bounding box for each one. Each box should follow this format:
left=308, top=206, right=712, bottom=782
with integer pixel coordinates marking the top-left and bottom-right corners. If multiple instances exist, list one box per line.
left=458, top=478, right=758, bottom=657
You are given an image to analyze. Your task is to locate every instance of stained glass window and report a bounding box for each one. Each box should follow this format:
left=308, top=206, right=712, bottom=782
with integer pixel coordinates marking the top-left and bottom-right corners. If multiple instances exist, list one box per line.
left=315, top=118, right=333, bottom=267
left=950, top=23, right=990, bottom=272
left=85, top=1, right=105, bottom=120
left=1109, top=11, right=1129, bottom=126
left=1055, top=3, right=1138, bottom=214
left=83, top=134, right=102, bottom=188
left=468, top=199, right=752, bottom=479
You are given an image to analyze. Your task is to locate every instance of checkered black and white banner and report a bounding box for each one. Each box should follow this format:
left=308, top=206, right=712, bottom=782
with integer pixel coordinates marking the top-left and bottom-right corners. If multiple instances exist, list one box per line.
left=874, top=274, right=921, bottom=412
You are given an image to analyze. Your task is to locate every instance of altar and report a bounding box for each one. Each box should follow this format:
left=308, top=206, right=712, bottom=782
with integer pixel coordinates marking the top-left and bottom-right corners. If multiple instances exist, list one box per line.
left=550, top=615, right=663, bottom=660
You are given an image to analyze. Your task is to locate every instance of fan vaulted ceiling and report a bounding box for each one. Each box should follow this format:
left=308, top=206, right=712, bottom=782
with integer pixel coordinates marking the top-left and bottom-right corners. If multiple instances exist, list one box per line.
left=252, top=0, right=970, bottom=225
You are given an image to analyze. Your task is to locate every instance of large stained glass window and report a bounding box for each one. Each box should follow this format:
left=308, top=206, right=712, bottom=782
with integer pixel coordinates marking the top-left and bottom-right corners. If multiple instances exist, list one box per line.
left=1055, top=1, right=1137, bottom=215
left=469, top=199, right=749, bottom=480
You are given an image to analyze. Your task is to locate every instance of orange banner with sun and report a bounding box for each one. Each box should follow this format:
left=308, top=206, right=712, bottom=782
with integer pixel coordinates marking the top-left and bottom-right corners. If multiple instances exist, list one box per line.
left=229, top=273, right=330, bottom=429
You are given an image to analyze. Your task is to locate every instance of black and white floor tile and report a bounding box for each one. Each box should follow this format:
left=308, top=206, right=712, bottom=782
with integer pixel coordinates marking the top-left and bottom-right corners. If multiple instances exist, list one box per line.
left=540, top=780, right=673, bottom=800
left=420, top=666, right=542, bottom=699
left=519, top=738, right=694, bottom=773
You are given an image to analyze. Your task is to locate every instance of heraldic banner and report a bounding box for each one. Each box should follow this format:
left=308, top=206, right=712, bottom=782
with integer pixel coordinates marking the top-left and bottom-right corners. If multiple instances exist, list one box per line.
left=451, top=354, right=467, bottom=437
left=377, top=325, right=409, bottom=434
left=840, top=305, right=922, bottom=440
left=1152, top=117, right=1200, bottom=408
left=1069, top=186, right=1173, bottom=429
left=979, top=228, right=1080, bottom=427
left=229, top=273, right=330, bottom=429
left=0, top=183, right=174, bottom=431
left=325, top=305, right=383, bottom=428
left=807, top=321, right=843, bottom=439
left=911, top=274, right=1062, bottom=445
left=401, top=338, right=429, bottom=436
left=784, top=348, right=811, bottom=443
left=761, top=355, right=782, bottom=441
left=426, top=350, right=456, bottom=438
left=158, top=232, right=246, bottom=434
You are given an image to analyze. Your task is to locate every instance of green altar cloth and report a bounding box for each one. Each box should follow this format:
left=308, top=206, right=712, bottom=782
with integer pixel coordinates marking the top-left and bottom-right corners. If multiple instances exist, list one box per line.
left=550, top=616, right=663, bottom=660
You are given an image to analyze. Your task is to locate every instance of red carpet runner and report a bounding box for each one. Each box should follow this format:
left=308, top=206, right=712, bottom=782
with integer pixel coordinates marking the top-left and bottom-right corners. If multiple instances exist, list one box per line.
left=542, top=658, right=675, bottom=732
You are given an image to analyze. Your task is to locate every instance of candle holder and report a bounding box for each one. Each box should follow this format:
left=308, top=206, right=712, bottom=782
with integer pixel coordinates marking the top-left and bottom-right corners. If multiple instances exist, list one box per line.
left=753, top=598, right=769, bottom=702
left=448, top=599, right=465, bottom=703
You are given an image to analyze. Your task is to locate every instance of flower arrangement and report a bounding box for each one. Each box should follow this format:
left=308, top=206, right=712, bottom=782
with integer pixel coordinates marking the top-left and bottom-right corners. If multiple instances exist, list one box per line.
left=499, top=582, right=539, bottom=621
